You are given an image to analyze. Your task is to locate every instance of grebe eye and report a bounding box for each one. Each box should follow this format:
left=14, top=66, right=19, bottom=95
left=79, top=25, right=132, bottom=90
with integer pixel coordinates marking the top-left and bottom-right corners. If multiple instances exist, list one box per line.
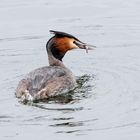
left=73, top=41, right=77, bottom=45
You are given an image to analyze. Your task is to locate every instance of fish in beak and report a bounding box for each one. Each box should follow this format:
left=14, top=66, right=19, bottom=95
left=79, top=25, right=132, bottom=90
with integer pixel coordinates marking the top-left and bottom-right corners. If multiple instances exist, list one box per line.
left=74, top=40, right=96, bottom=53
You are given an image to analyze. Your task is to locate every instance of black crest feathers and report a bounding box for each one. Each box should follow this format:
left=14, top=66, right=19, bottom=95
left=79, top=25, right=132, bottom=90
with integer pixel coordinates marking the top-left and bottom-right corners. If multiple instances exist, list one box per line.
left=49, top=30, right=80, bottom=41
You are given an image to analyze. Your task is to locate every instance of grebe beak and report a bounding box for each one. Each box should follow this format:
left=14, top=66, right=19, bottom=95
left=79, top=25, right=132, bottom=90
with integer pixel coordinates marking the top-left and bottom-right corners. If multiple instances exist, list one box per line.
left=74, top=40, right=96, bottom=53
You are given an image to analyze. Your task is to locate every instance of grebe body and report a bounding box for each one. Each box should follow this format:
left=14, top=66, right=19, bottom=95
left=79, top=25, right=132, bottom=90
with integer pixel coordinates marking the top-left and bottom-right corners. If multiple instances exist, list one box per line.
left=16, top=30, right=94, bottom=102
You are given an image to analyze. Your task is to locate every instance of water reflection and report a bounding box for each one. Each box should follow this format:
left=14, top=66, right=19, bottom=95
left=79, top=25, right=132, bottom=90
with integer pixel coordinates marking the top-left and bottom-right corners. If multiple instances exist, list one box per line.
left=56, top=129, right=93, bottom=134
left=50, top=121, right=84, bottom=127
left=31, top=103, right=84, bottom=112
left=0, top=115, right=13, bottom=123
left=50, top=118, right=98, bottom=127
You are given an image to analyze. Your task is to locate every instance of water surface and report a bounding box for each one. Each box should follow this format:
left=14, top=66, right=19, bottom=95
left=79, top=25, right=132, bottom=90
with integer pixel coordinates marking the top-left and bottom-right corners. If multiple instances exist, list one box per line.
left=0, top=0, right=140, bottom=140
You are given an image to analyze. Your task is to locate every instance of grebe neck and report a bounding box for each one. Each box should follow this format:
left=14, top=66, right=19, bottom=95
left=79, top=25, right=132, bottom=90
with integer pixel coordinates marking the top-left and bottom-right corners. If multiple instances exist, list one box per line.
left=47, top=51, right=65, bottom=67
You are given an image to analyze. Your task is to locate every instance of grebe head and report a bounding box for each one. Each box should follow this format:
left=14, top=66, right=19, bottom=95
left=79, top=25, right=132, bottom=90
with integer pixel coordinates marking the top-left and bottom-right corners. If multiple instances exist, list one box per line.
left=46, top=30, right=95, bottom=66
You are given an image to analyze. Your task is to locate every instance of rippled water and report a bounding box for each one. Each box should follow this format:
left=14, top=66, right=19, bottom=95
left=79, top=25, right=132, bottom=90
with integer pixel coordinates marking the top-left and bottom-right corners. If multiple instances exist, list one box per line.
left=0, top=0, right=140, bottom=139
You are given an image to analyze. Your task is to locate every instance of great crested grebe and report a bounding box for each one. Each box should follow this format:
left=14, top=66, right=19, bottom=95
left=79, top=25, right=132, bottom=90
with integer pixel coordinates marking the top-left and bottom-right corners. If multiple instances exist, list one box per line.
left=16, top=30, right=94, bottom=102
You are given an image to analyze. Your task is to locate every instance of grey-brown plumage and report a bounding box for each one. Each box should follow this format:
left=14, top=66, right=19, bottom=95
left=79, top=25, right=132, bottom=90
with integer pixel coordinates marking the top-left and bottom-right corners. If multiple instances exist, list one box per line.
left=15, top=30, right=94, bottom=102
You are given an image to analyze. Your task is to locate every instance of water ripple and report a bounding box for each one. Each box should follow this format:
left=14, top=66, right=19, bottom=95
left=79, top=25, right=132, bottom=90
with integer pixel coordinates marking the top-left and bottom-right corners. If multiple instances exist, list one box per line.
left=0, top=35, right=46, bottom=42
